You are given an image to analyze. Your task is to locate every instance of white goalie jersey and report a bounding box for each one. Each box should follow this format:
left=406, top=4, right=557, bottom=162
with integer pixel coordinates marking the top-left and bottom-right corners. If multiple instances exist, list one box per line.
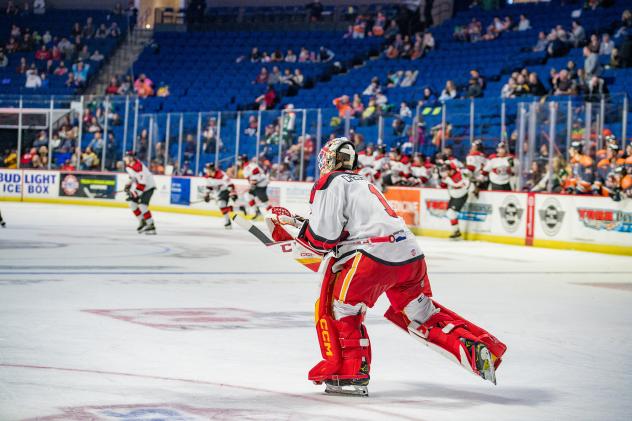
left=298, top=171, right=423, bottom=271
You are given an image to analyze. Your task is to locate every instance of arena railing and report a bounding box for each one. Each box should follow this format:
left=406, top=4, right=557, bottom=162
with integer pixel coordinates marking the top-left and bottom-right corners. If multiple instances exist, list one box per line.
left=1, top=93, right=629, bottom=186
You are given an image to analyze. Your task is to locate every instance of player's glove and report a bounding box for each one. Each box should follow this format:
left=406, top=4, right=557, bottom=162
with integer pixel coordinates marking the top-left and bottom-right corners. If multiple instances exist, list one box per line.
left=124, top=184, right=131, bottom=193
left=203, top=193, right=211, bottom=203
left=127, top=191, right=139, bottom=203
left=229, top=191, right=238, bottom=202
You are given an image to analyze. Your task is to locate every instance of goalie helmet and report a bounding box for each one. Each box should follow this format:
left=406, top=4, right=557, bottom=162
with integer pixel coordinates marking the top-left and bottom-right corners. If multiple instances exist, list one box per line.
left=318, top=137, right=357, bottom=175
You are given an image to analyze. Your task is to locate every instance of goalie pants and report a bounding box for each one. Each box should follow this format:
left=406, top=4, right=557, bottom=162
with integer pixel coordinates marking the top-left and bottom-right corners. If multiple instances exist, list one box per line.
left=309, top=251, right=506, bottom=382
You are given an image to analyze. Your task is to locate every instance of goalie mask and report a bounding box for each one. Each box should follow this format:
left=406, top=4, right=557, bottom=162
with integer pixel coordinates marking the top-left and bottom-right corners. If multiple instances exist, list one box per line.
left=318, top=137, right=357, bottom=175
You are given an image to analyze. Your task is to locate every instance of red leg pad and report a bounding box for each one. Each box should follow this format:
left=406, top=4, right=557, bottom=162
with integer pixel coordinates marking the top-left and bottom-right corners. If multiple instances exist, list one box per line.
left=309, top=314, right=370, bottom=383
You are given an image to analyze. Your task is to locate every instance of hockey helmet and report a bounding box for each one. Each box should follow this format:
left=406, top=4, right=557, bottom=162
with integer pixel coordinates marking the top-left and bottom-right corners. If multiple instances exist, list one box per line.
left=239, top=154, right=248, bottom=163
left=124, top=150, right=137, bottom=158
left=205, top=162, right=216, bottom=173
left=570, top=141, right=583, bottom=152
left=318, top=137, right=357, bottom=175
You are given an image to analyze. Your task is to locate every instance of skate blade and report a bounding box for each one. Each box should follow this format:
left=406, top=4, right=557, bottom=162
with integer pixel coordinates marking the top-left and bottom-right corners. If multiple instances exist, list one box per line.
left=478, top=345, right=497, bottom=385
left=144, top=230, right=157, bottom=235
left=324, top=384, right=368, bottom=397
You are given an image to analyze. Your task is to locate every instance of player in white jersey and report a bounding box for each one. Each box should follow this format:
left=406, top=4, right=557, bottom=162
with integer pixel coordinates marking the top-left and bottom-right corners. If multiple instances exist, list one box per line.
left=241, top=155, right=270, bottom=218
left=203, top=163, right=238, bottom=229
left=483, top=142, right=517, bottom=191
left=440, top=162, right=471, bottom=239
left=466, top=139, right=488, bottom=193
left=123, top=151, right=156, bottom=234
left=273, top=137, right=506, bottom=396
left=357, top=144, right=375, bottom=169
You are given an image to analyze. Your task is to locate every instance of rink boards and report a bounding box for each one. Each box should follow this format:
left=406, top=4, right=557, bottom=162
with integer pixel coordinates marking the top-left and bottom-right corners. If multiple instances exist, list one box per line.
left=1, top=168, right=631, bottom=255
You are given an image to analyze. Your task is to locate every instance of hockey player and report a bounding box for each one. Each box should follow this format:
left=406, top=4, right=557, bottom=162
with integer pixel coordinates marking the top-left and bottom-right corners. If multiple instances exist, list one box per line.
left=410, top=153, right=430, bottom=186
left=593, top=144, right=624, bottom=196
left=203, top=162, right=238, bottom=229
left=357, top=144, right=375, bottom=169
left=440, top=162, right=471, bottom=239
left=242, top=155, right=270, bottom=218
left=123, top=151, right=156, bottom=234
left=565, top=141, right=594, bottom=195
left=466, top=139, right=488, bottom=193
left=275, top=137, right=506, bottom=396
left=483, top=141, right=516, bottom=191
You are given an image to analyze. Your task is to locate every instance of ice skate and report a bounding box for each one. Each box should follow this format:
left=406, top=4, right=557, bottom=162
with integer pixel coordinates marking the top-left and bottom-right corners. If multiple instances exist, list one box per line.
left=239, top=205, right=248, bottom=216
left=461, top=338, right=497, bottom=385
left=142, top=223, right=157, bottom=235
left=0, top=220, right=6, bottom=228
left=324, top=378, right=369, bottom=397
left=449, top=230, right=462, bottom=240
left=136, top=219, right=147, bottom=233
left=251, top=208, right=262, bottom=220
left=224, top=221, right=232, bottom=230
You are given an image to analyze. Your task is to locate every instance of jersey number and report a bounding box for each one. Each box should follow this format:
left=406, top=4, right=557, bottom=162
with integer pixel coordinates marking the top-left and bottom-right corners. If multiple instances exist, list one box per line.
left=368, top=184, right=398, bottom=218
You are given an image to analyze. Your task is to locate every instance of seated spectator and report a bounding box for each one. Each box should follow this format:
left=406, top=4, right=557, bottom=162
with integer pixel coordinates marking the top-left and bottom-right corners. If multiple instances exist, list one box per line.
left=268, top=66, right=281, bottom=84
left=439, top=80, right=458, bottom=101
left=35, top=45, right=50, bottom=61
left=513, top=74, right=530, bottom=97
left=33, top=131, right=48, bottom=148
left=372, top=12, right=386, bottom=36
left=584, top=75, right=609, bottom=102
left=87, top=131, right=104, bottom=156
left=410, top=44, right=423, bottom=60
left=109, top=22, right=121, bottom=38
left=422, top=31, right=435, bottom=51
left=25, top=65, right=41, bottom=88
left=399, top=70, right=418, bottom=87
left=156, top=82, right=170, bottom=97
left=3, top=149, right=18, bottom=168
left=386, top=70, right=402, bottom=88
left=570, top=20, right=585, bottom=47
left=306, top=0, right=324, bottom=22
left=285, top=49, right=297, bottom=63
left=118, top=75, right=132, bottom=95
left=78, top=45, right=90, bottom=61
left=531, top=31, right=549, bottom=53
left=291, top=69, right=304, bottom=87
left=244, top=115, right=258, bottom=137
left=351, top=94, right=364, bottom=117
left=588, top=34, right=600, bottom=54
left=583, top=46, right=602, bottom=78
left=81, top=147, right=99, bottom=169
left=72, top=61, right=90, bottom=85
left=105, top=76, right=119, bottom=94
left=254, top=67, right=268, bottom=84
left=255, top=85, right=277, bottom=110
left=517, top=14, right=530, bottom=31
left=134, top=73, right=154, bottom=97
left=95, top=24, right=109, bottom=39
left=87, top=116, right=102, bottom=133
left=419, top=87, right=438, bottom=106
left=547, top=32, right=569, bottom=57
left=60, top=159, right=75, bottom=171
left=528, top=72, right=547, bottom=96
left=553, top=69, right=575, bottom=95
left=361, top=98, right=378, bottom=124
left=610, top=48, right=621, bottom=68
left=363, top=77, right=381, bottom=96
left=51, top=46, right=62, bottom=61
left=83, top=16, right=95, bottom=39
left=501, top=78, right=516, bottom=98
left=90, top=50, right=104, bottom=61
left=599, top=33, right=614, bottom=56
left=333, top=95, right=353, bottom=118
left=385, top=44, right=399, bottom=59
left=271, top=49, right=284, bottom=62
left=399, top=102, right=412, bottom=118
left=5, top=37, right=19, bottom=53
left=319, top=46, right=334, bottom=62
left=298, top=47, right=310, bottom=62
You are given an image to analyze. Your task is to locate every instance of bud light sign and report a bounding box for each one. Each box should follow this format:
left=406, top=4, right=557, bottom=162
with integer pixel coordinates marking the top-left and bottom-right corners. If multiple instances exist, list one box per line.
left=0, top=169, right=59, bottom=198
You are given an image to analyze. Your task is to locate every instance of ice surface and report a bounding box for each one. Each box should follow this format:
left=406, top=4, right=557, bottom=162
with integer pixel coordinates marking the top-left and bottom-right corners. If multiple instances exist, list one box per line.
left=1, top=202, right=631, bottom=420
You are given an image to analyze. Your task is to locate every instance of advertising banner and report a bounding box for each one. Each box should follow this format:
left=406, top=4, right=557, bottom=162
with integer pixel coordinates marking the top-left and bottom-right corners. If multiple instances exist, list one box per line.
left=170, top=177, right=191, bottom=205
left=534, top=194, right=632, bottom=248
left=0, top=169, right=23, bottom=198
left=384, top=187, right=421, bottom=225
left=22, top=171, right=59, bottom=198
left=59, top=172, right=117, bottom=199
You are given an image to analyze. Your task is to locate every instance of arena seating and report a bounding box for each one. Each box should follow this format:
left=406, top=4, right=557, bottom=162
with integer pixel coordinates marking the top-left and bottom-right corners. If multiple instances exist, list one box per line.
left=0, top=10, right=127, bottom=95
